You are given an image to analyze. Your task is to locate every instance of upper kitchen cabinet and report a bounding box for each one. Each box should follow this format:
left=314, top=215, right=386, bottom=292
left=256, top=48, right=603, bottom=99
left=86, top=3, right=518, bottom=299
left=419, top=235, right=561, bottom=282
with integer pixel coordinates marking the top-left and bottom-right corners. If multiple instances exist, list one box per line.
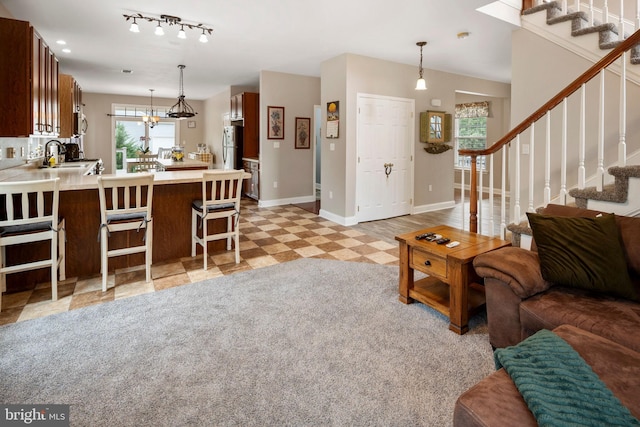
left=0, top=17, right=59, bottom=137
left=59, top=74, right=83, bottom=138
left=230, top=92, right=259, bottom=159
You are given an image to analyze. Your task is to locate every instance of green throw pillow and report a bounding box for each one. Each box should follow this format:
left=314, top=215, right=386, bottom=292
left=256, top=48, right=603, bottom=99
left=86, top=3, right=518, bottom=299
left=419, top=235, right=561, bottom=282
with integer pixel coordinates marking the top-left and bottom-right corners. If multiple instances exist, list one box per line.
left=526, top=212, right=637, bottom=301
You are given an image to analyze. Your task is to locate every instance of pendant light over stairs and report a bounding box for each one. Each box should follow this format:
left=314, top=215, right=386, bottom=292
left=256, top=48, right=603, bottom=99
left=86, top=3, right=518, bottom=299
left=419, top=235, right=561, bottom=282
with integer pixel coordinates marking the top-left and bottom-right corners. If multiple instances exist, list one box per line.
left=168, top=65, right=197, bottom=119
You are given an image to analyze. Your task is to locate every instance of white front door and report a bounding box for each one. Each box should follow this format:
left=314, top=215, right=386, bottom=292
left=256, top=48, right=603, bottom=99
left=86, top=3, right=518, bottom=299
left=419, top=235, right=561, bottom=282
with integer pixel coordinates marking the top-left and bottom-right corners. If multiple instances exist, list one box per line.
left=356, top=94, right=414, bottom=222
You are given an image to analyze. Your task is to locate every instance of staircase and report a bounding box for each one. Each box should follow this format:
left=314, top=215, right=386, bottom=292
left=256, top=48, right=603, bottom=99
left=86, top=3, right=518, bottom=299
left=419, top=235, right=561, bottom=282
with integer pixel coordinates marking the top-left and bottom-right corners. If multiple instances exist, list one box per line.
left=460, top=0, right=640, bottom=246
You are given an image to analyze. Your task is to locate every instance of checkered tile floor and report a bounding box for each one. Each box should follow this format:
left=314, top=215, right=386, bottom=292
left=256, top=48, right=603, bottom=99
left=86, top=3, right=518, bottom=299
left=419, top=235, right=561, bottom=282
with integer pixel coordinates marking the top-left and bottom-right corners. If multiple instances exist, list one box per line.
left=0, top=200, right=399, bottom=326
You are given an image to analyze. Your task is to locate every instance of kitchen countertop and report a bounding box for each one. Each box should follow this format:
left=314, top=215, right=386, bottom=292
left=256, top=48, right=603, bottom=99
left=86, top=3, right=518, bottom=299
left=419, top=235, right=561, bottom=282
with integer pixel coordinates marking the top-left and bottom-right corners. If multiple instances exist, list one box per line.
left=156, top=158, right=211, bottom=170
left=0, top=162, right=249, bottom=191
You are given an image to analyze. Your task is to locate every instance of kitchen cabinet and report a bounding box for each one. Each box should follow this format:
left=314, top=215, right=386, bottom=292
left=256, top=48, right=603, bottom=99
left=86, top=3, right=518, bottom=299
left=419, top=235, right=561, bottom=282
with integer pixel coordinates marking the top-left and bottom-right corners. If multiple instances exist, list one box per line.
left=0, top=17, right=59, bottom=137
left=230, top=92, right=259, bottom=159
left=243, top=159, right=259, bottom=200
left=230, top=93, right=243, bottom=120
left=59, top=74, right=83, bottom=138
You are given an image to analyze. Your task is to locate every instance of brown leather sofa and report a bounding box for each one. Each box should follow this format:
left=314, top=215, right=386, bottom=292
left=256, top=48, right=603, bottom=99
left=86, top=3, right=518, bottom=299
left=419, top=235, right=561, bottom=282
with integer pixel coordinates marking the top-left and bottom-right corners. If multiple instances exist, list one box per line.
left=471, top=204, right=640, bottom=352
left=453, top=324, right=640, bottom=426
left=454, top=206, right=640, bottom=426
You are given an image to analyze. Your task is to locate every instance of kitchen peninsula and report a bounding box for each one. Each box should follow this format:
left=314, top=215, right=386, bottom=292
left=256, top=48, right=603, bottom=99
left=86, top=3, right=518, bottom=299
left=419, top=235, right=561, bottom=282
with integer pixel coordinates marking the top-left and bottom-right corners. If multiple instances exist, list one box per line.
left=0, top=162, right=244, bottom=291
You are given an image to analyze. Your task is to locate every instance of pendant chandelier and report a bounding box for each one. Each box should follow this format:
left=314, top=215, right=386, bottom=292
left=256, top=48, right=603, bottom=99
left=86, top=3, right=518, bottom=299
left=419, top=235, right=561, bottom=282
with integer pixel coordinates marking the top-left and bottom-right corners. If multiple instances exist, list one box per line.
left=142, top=89, right=160, bottom=128
left=167, top=65, right=197, bottom=119
left=415, top=41, right=427, bottom=91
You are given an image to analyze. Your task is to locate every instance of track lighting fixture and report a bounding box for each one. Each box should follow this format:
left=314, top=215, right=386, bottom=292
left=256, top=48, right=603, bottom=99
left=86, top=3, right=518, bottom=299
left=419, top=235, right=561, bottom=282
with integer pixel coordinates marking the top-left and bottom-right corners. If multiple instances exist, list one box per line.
left=123, top=13, right=213, bottom=43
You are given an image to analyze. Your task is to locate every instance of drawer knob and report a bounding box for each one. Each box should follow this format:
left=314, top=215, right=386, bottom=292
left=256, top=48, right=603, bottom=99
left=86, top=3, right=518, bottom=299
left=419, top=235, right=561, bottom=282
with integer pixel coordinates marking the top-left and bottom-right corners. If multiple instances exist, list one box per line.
left=424, top=260, right=431, bottom=266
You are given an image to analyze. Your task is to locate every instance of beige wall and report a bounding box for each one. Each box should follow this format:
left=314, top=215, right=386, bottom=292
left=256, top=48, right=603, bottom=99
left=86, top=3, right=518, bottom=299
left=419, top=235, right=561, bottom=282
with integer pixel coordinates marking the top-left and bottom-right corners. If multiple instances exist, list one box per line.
left=203, top=88, right=231, bottom=169
left=0, top=3, right=13, bottom=18
left=259, top=71, right=321, bottom=203
left=321, top=53, right=511, bottom=222
left=83, top=93, right=204, bottom=173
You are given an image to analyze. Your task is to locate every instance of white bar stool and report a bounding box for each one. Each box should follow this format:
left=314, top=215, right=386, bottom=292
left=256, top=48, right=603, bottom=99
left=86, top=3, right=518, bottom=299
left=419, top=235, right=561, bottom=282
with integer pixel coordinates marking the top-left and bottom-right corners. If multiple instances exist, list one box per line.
left=0, top=178, right=65, bottom=311
left=97, top=173, right=154, bottom=291
left=191, top=170, right=244, bottom=270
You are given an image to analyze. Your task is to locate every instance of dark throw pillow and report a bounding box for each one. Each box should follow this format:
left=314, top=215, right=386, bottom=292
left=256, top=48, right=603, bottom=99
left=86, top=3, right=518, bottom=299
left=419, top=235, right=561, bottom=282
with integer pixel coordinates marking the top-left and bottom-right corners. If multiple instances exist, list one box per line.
left=526, top=212, right=637, bottom=301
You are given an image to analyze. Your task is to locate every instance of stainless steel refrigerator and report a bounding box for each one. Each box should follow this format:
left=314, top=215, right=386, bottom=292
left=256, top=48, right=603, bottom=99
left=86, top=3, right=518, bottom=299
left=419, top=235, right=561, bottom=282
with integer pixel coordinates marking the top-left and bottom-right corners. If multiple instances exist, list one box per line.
left=222, top=125, right=243, bottom=170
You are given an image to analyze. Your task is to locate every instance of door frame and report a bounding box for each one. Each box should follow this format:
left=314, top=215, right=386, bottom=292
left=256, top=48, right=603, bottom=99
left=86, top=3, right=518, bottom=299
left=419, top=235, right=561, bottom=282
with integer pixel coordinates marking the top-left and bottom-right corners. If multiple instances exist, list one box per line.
left=355, top=92, right=415, bottom=223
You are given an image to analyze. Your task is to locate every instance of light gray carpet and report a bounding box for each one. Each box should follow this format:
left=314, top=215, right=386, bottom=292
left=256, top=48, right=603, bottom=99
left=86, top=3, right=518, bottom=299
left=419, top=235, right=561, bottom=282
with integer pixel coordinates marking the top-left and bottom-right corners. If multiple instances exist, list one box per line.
left=0, top=258, right=495, bottom=426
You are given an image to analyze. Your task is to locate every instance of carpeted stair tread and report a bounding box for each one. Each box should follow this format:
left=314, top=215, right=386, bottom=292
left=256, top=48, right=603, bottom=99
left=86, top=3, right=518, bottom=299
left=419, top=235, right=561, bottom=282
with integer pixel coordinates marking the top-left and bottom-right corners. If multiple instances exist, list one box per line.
left=523, top=1, right=562, bottom=18
left=610, top=164, right=640, bottom=178
left=568, top=165, right=640, bottom=207
left=524, top=1, right=640, bottom=63
left=569, top=182, right=626, bottom=207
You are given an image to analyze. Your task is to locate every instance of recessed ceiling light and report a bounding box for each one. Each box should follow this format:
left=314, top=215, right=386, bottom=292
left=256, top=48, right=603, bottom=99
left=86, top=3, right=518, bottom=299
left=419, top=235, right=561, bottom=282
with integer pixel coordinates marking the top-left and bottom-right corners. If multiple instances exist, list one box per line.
left=56, top=40, right=66, bottom=45
left=62, top=48, right=71, bottom=53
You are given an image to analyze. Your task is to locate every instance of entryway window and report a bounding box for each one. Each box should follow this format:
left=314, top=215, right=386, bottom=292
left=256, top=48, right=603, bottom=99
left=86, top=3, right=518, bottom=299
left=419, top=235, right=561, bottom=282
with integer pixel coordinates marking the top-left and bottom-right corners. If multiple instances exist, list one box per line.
left=454, top=101, right=489, bottom=170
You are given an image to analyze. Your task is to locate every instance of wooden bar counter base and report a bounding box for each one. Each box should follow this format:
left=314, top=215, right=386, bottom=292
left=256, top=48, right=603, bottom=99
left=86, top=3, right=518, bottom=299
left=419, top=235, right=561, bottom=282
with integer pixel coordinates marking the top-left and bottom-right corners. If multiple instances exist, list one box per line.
left=396, top=225, right=511, bottom=334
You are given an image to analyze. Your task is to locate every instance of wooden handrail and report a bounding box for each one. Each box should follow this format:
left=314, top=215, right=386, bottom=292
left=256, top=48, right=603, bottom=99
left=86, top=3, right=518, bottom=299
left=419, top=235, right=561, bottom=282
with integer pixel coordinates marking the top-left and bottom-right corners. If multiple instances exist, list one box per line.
left=459, top=28, right=640, bottom=233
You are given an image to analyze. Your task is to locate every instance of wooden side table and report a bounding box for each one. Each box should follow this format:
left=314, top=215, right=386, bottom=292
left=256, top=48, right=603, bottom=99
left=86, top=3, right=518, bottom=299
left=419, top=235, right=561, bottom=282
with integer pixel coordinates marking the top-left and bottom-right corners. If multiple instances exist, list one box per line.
left=396, top=225, right=511, bottom=334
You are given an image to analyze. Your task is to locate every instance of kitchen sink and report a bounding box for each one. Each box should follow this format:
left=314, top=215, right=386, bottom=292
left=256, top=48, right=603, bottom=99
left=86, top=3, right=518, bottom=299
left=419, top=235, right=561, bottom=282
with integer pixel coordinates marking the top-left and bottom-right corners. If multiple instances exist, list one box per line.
left=55, top=163, right=90, bottom=168
left=39, top=163, right=90, bottom=169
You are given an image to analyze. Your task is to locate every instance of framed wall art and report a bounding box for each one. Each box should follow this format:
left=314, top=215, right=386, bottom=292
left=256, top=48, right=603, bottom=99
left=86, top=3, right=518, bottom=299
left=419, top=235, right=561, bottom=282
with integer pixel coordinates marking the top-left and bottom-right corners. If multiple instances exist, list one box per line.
left=295, top=117, right=311, bottom=149
left=267, top=106, right=285, bottom=139
left=326, top=101, right=339, bottom=138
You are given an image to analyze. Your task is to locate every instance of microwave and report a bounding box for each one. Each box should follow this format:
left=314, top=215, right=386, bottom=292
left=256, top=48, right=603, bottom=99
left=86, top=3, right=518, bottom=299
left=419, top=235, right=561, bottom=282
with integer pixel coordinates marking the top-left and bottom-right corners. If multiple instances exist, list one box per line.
left=73, top=113, right=87, bottom=136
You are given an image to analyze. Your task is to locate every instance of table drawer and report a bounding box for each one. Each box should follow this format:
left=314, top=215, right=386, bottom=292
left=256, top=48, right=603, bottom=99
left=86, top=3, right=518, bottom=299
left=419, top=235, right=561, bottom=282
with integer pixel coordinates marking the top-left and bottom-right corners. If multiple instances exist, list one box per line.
left=411, top=248, right=447, bottom=278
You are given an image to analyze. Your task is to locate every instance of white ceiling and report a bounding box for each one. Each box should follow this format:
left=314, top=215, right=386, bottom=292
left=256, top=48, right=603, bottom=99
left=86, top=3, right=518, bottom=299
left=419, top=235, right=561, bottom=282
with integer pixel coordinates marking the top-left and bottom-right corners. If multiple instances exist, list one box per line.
left=1, top=0, right=520, bottom=100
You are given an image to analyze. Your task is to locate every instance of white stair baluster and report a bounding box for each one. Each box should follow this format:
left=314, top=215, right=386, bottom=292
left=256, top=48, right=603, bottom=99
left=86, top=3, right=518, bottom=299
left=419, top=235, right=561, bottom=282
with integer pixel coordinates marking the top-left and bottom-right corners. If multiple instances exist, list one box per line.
left=461, top=163, right=466, bottom=231
left=560, top=98, right=568, bottom=204
left=578, top=83, right=586, bottom=189
left=488, top=153, right=495, bottom=237
left=618, top=0, right=625, bottom=40
left=501, top=148, right=507, bottom=240
left=514, top=134, right=521, bottom=224
left=478, top=156, right=484, bottom=235
left=620, top=52, right=628, bottom=166
left=597, top=69, right=605, bottom=191
left=529, top=124, right=535, bottom=214
left=544, top=111, right=551, bottom=204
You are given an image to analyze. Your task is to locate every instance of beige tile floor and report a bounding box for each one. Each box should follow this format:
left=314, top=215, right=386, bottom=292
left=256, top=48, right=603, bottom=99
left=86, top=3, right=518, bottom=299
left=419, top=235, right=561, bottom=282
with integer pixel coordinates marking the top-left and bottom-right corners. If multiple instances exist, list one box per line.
left=0, top=199, right=400, bottom=326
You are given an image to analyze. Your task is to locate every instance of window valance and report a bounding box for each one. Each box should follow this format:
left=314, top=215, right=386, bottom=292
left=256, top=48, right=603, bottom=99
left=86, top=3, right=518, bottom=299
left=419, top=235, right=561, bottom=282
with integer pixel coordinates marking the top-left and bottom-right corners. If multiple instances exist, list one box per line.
left=455, top=101, right=490, bottom=118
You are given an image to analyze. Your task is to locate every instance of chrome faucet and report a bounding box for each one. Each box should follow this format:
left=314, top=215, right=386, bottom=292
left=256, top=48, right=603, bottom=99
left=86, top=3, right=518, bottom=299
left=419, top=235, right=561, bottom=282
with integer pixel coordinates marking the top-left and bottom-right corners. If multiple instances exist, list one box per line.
left=43, top=140, right=65, bottom=166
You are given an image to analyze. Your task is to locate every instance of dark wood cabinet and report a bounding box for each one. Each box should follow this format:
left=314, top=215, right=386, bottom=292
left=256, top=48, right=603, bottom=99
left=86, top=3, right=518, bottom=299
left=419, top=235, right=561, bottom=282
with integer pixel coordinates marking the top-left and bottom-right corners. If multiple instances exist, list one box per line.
left=59, top=74, right=83, bottom=137
left=230, top=93, right=243, bottom=120
left=0, top=17, right=59, bottom=137
left=230, top=92, right=259, bottom=159
left=243, top=159, right=259, bottom=200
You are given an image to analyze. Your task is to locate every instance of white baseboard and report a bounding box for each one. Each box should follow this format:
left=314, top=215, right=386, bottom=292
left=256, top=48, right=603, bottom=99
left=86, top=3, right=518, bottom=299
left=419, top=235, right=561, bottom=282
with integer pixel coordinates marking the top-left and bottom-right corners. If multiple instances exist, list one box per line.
left=258, top=195, right=316, bottom=208
left=454, top=183, right=507, bottom=197
left=412, top=200, right=456, bottom=214
left=318, top=209, right=358, bottom=226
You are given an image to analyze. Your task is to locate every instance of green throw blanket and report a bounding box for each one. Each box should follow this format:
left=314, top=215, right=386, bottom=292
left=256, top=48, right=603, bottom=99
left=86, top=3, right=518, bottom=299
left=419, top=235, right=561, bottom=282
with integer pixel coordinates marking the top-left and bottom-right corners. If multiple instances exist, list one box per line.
left=494, top=329, right=640, bottom=427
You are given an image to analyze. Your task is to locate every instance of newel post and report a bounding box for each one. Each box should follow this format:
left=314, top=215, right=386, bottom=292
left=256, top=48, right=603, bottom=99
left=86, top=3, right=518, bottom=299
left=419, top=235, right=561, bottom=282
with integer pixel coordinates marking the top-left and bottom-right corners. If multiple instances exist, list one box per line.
left=469, top=155, right=478, bottom=233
